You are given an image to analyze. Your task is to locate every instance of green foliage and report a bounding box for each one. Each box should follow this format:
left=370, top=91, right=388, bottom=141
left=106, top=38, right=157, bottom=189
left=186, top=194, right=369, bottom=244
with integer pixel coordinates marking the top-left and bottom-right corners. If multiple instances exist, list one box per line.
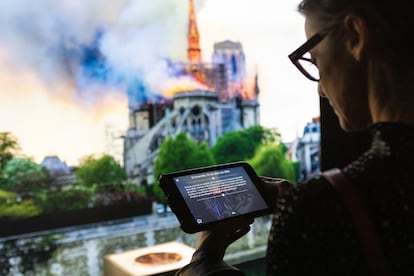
left=36, top=184, right=95, bottom=212
left=1, top=158, right=49, bottom=196
left=0, top=132, right=20, bottom=172
left=211, top=126, right=297, bottom=182
left=292, top=161, right=300, bottom=181
left=211, top=125, right=281, bottom=164
left=123, top=182, right=149, bottom=197
left=248, top=144, right=298, bottom=183
left=251, top=125, right=282, bottom=144
left=153, top=132, right=215, bottom=201
left=75, top=154, right=126, bottom=187
left=153, top=132, right=215, bottom=180
left=92, top=184, right=150, bottom=206
left=211, top=131, right=248, bottom=163
left=75, top=155, right=153, bottom=206
left=0, top=189, right=41, bottom=218
left=0, top=189, right=14, bottom=201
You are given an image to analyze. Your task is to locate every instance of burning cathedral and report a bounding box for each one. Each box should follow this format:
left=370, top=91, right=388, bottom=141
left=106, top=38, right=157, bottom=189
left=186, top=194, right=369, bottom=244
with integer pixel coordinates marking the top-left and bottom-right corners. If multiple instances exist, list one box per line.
left=123, top=0, right=260, bottom=185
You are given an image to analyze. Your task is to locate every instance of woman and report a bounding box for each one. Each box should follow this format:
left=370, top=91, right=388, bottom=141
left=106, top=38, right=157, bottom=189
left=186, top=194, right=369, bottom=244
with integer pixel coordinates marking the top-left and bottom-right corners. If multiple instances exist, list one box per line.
left=177, top=0, right=414, bottom=274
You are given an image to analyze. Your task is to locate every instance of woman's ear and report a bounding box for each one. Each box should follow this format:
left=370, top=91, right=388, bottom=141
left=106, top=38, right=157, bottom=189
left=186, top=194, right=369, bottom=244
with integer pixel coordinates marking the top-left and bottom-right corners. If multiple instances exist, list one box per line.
left=343, top=13, right=368, bottom=61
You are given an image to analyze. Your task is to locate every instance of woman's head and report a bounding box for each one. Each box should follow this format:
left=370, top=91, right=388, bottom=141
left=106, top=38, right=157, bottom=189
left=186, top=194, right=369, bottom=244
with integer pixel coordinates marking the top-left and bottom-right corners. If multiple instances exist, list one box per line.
left=295, top=0, right=414, bottom=130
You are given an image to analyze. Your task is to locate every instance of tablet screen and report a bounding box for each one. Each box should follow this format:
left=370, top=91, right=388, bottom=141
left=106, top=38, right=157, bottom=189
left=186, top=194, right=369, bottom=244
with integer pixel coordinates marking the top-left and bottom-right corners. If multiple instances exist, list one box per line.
left=172, top=166, right=268, bottom=225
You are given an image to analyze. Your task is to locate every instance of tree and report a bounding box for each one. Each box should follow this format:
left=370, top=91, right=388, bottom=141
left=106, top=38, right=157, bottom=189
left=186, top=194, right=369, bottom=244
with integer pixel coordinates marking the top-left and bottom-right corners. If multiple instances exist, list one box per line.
left=37, top=184, right=94, bottom=212
left=248, top=144, right=298, bottom=183
left=0, top=132, right=20, bottom=172
left=1, top=158, right=49, bottom=197
left=211, top=125, right=281, bottom=164
left=153, top=132, right=215, bottom=181
left=75, top=154, right=126, bottom=187
left=0, top=189, right=41, bottom=218
left=75, top=155, right=154, bottom=207
left=211, top=131, right=248, bottom=164
left=153, top=132, right=215, bottom=201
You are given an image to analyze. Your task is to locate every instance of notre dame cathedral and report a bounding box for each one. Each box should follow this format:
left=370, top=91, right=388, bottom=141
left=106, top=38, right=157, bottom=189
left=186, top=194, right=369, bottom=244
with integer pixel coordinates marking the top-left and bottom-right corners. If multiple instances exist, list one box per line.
left=123, top=0, right=260, bottom=185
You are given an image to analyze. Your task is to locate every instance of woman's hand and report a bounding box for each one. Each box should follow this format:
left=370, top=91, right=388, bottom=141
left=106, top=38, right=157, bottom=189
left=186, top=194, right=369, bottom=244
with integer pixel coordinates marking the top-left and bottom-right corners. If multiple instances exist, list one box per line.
left=260, top=176, right=294, bottom=209
left=192, top=177, right=293, bottom=260
left=195, top=217, right=254, bottom=260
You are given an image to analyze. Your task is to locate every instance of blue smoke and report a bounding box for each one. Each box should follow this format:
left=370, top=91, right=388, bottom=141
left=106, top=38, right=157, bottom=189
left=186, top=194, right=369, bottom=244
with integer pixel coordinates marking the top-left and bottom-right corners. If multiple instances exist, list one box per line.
left=76, top=29, right=165, bottom=109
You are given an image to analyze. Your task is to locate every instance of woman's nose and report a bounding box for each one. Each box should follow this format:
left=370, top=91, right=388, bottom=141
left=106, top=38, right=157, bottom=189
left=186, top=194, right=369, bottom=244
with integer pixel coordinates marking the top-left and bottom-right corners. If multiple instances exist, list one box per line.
left=318, top=83, right=326, bottom=98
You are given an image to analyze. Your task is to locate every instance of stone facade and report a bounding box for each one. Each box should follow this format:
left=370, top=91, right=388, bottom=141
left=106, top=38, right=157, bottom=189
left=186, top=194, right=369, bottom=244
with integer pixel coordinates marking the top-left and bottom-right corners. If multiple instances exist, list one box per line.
left=124, top=36, right=260, bottom=185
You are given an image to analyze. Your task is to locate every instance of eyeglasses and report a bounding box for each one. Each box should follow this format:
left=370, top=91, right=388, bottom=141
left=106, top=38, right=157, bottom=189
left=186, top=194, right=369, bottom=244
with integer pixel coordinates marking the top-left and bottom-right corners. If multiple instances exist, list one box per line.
left=288, top=30, right=329, bottom=82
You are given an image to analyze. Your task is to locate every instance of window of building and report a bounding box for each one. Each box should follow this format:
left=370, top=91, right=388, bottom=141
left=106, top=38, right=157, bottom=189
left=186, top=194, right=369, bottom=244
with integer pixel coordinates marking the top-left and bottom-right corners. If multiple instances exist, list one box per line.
left=0, top=1, right=338, bottom=275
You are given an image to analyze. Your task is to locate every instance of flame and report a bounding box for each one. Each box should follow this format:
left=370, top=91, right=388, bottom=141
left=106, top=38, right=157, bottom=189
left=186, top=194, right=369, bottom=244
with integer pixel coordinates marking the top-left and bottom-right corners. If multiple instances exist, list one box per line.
left=241, top=77, right=256, bottom=100
left=162, top=76, right=214, bottom=98
left=226, top=77, right=256, bottom=101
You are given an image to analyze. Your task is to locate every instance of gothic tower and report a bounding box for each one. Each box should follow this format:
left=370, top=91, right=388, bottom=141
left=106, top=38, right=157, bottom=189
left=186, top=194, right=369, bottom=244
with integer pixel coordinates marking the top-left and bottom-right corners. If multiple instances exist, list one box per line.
left=187, top=0, right=202, bottom=64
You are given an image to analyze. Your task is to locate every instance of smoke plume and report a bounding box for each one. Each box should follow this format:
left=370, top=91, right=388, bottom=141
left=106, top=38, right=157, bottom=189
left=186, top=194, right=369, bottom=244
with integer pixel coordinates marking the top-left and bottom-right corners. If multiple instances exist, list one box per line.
left=0, top=0, right=205, bottom=107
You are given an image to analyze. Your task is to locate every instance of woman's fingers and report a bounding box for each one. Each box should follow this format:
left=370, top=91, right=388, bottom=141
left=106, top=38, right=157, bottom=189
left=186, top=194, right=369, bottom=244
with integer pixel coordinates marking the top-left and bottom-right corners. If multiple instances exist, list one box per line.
left=224, top=224, right=251, bottom=244
left=196, top=217, right=254, bottom=254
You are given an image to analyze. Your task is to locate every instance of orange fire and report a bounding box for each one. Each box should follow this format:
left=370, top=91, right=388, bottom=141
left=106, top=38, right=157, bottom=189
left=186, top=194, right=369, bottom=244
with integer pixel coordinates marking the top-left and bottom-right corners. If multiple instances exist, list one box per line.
left=162, top=75, right=257, bottom=101
left=243, top=77, right=257, bottom=100
left=162, top=76, right=214, bottom=98
left=226, top=77, right=256, bottom=101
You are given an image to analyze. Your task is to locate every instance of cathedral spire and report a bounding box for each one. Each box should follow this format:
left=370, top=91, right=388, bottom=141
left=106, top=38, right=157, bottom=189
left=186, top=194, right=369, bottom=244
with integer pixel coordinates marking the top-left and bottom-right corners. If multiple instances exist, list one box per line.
left=254, top=70, right=260, bottom=100
left=187, top=0, right=202, bottom=64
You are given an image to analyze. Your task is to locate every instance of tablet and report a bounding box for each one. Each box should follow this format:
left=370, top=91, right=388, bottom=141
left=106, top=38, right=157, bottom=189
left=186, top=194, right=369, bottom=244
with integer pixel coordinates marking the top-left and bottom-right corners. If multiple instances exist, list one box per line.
left=159, top=161, right=271, bottom=233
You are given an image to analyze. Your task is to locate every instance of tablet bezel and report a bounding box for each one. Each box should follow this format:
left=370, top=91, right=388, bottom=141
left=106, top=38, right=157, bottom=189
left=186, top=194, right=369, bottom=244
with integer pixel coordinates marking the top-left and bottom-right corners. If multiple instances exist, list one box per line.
left=158, top=161, right=271, bottom=233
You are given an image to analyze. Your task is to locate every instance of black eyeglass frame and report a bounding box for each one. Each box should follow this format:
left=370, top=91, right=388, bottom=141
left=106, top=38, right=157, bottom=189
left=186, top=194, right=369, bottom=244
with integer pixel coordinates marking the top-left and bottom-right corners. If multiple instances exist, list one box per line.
left=288, top=30, right=330, bottom=82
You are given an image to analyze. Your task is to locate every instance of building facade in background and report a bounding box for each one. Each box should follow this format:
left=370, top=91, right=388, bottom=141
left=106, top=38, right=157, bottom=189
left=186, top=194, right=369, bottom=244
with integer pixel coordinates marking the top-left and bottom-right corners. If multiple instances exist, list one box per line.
left=40, top=156, right=77, bottom=187
left=289, top=117, right=321, bottom=182
left=123, top=0, right=260, bottom=184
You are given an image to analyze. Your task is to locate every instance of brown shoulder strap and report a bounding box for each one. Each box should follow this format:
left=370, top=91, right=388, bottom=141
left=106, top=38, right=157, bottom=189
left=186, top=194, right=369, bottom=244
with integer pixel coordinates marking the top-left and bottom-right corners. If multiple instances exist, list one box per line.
left=322, top=168, right=390, bottom=276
